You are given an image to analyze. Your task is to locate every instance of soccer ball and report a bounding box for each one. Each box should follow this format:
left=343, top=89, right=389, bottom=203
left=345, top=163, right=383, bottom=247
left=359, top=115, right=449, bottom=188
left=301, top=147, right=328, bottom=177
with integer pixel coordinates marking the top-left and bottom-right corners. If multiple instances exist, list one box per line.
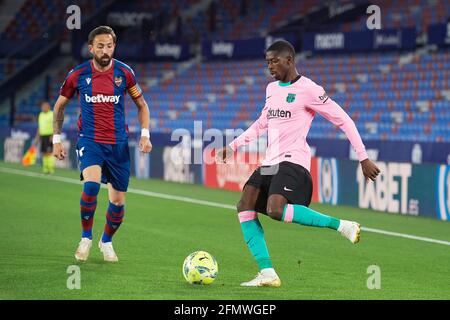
left=182, top=251, right=218, bottom=285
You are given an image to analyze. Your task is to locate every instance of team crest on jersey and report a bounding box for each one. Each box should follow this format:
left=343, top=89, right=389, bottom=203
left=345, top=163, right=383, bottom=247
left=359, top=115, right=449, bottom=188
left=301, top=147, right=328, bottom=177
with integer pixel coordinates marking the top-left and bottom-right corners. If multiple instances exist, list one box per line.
left=114, top=76, right=123, bottom=87
left=286, top=93, right=296, bottom=103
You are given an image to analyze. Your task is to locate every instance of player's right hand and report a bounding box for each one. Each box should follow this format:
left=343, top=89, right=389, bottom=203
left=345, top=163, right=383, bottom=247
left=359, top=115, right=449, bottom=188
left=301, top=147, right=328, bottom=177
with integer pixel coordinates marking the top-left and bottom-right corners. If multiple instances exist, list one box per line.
left=215, top=146, right=234, bottom=164
left=53, top=143, right=67, bottom=160
left=361, top=158, right=380, bottom=182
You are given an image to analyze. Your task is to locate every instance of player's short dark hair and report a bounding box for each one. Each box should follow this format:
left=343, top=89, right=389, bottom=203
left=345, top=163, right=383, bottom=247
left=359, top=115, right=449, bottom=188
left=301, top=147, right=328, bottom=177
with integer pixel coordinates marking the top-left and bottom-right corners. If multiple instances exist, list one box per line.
left=88, top=26, right=117, bottom=45
left=266, top=40, right=295, bottom=57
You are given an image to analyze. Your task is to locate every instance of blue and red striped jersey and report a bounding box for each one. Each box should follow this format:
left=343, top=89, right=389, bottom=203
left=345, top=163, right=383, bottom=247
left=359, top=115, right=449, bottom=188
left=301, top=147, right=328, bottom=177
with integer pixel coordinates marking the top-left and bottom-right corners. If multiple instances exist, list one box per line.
left=60, top=59, right=143, bottom=144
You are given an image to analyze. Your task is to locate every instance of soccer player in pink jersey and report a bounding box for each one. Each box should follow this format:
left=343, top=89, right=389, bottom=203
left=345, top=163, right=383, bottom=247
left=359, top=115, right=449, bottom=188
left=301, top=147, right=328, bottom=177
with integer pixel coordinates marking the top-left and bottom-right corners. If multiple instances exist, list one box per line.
left=52, top=26, right=153, bottom=262
left=216, top=40, right=380, bottom=287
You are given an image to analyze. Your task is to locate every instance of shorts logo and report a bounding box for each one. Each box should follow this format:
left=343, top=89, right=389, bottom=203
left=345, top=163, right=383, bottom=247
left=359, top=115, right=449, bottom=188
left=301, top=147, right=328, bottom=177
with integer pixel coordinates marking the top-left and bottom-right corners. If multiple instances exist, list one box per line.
left=283, top=186, right=293, bottom=192
left=114, top=76, right=123, bottom=87
left=286, top=93, right=296, bottom=103
left=76, top=146, right=85, bottom=158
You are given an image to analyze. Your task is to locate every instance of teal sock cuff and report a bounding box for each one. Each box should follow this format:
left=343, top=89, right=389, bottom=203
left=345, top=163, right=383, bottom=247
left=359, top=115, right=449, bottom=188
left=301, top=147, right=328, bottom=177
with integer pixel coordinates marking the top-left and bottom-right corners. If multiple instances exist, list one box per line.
left=240, top=219, right=272, bottom=271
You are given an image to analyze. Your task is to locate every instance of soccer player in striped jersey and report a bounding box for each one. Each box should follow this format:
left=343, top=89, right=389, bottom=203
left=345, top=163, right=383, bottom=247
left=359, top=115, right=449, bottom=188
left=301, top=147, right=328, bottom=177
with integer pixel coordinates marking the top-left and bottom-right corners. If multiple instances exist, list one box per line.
left=52, top=26, right=152, bottom=262
left=216, top=40, right=380, bottom=287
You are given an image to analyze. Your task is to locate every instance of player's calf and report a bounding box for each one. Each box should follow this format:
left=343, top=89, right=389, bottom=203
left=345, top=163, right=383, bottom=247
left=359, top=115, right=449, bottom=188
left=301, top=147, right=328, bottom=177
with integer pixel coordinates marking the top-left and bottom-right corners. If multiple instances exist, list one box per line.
left=101, top=202, right=125, bottom=243
left=281, top=203, right=361, bottom=243
left=238, top=211, right=274, bottom=275
left=80, top=182, right=100, bottom=240
left=282, top=203, right=340, bottom=229
left=236, top=185, right=260, bottom=213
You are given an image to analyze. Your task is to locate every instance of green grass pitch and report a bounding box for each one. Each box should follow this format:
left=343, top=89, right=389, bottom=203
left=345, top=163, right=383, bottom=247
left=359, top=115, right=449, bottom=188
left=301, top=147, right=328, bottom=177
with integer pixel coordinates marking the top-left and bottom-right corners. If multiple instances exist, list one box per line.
left=0, top=161, right=449, bottom=300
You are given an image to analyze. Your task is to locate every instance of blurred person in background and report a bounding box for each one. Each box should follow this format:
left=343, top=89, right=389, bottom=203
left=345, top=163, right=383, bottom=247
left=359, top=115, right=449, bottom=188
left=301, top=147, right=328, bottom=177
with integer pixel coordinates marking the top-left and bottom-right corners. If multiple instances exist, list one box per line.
left=34, top=100, right=55, bottom=174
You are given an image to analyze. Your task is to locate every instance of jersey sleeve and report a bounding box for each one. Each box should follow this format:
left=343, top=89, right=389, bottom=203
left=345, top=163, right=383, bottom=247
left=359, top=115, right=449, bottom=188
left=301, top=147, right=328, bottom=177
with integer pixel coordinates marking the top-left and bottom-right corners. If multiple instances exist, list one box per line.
left=307, top=83, right=368, bottom=162
left=229, top=86, right=269, bottom=151
left=59, top=69, right=78, bottom=99
left=124, top=67, right=143, bottom=100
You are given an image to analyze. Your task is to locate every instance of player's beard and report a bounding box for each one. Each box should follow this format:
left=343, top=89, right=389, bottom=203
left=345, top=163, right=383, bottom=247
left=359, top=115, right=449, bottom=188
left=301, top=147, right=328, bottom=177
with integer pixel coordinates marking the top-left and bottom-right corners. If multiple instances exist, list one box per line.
left=94, top=54, right=112, bottom=67
left=269, top=69, right=280, bottom=80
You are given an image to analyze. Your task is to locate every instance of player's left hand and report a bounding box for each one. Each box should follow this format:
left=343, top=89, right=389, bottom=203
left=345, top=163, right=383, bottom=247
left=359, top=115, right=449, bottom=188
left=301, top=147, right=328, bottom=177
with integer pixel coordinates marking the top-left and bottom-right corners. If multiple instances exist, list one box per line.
left=361, top=158, right=380, bottom=182
left=215, top=146, right=234, bottom=164
left=139, top=136, right=152, bottom=153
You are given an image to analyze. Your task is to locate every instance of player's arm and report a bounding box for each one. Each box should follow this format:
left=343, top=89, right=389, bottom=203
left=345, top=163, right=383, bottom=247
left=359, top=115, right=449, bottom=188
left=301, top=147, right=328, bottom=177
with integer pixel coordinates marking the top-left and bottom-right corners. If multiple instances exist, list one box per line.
left=125, top=67, right=152, bottom=153
left=52, top=95, right=70, bottom=160
left=132, top=95, right=152, bottom=153
left=216, top=105, right=268, bottom=163
left=308, top=85, right=380, bottom=181
left=53, top=67, right=79, bottom=160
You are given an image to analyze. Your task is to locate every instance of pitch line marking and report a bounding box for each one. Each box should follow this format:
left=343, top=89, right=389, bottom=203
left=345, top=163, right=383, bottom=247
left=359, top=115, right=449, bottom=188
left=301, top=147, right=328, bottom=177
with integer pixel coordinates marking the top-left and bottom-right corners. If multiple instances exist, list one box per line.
left=1, top=166, right=449, bottom=247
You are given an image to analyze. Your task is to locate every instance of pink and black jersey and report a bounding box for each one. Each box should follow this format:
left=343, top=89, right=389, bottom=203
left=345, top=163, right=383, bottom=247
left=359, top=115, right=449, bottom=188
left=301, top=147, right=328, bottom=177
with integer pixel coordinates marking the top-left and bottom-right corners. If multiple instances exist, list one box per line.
left=229, top=75, right=368, bottom=171
left=60, top=59, right=143, bottom=144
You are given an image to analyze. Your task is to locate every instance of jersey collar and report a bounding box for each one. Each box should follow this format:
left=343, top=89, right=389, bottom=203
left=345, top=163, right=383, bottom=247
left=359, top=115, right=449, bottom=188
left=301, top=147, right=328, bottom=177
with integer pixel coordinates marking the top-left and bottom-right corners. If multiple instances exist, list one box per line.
left=278, top=75, right=301, bottom=87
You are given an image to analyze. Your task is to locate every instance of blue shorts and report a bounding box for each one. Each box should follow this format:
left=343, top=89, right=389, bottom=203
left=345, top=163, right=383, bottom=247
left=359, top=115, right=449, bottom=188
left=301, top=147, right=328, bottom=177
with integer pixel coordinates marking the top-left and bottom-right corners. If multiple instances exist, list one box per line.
left=76, top=137, right=130, bottom=192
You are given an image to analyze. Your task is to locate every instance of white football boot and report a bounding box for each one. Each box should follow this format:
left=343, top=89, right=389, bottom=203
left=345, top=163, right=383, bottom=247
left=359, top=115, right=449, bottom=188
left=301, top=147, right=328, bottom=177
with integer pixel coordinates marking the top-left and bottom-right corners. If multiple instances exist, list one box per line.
left=338, top=220, right=361, bottom=244
left=74, top=238, right=92, bottom=261
left=98, top=240, right=119, bottom=262
left=240, top=268, right=281, bottom=287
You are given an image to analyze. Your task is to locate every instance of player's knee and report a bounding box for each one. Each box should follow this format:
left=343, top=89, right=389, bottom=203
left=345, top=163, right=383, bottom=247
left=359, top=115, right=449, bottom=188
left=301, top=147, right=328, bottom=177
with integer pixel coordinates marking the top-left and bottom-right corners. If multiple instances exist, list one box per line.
left=109, top=196, right=125, bottom=206
left=110, top=201, right=125, bottom=207
left=266, top=206, right=283, bottom=221
left=84, top=181, right=100, bottom=195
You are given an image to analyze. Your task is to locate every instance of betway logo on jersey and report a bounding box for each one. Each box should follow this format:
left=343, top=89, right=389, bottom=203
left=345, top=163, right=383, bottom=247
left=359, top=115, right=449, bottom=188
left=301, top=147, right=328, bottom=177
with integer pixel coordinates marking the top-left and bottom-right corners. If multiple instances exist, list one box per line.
left=267, top=108, right=292, bottom=119
left=84, top=94, right=120, bottom=104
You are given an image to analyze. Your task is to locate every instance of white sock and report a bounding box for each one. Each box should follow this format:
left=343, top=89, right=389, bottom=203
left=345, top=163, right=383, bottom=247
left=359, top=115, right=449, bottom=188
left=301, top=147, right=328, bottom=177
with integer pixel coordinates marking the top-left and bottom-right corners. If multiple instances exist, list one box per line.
left=261, top=268, right=277, bottom=277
